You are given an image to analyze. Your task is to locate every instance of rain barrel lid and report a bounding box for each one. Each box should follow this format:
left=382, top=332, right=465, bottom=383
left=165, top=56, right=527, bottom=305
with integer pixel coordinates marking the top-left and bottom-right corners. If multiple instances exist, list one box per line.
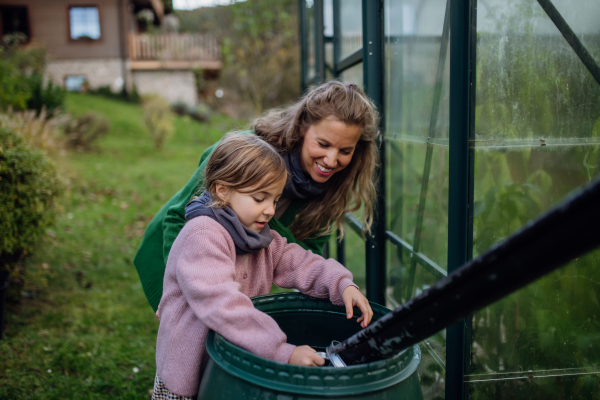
left=205, top=293, right=421, bottom=396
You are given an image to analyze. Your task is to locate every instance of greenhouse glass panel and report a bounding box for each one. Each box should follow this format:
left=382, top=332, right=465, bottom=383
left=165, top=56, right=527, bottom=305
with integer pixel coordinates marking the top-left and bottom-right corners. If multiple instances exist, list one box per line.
left=342, top=224, right=365, bottom=290
left=323, top=0, right=334, bottom=80
left=550, top=0, right=600, bottom=66
left=306, top=0, right=316, bottom=81
left=384, top=1, right=449, bottom=399
left=339, top=0, right=362, bottom=60
left=468, top=0, right=600, bottom=398
left=385, top=0, right=448, bottom=139
left=340, top=62, right=363, bottom=88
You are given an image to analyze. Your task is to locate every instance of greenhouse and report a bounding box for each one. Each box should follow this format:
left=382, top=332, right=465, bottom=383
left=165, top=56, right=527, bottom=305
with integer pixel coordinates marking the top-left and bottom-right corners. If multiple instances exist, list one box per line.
left=299, top=0, right=600, bottom=399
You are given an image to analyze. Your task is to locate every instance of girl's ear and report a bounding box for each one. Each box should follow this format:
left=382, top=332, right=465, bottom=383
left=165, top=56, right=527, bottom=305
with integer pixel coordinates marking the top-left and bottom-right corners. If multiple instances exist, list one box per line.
left=214, top=183, right=230, bottom=201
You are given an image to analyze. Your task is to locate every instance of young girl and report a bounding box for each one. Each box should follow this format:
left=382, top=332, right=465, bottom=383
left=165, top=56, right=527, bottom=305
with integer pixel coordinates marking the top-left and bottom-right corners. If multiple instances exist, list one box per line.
left=153, top=134, right=373, bottom=399
left=135, top=82, right=379, bottom=316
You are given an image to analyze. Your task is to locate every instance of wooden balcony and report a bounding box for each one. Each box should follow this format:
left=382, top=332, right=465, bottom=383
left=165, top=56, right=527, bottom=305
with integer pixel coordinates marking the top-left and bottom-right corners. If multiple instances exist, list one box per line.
left=128, top=33, right=222, bottom=71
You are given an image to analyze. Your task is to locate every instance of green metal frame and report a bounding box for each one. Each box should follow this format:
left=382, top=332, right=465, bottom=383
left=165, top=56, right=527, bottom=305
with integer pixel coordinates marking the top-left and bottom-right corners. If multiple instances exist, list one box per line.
left=299, top=0, right=600, bottom=398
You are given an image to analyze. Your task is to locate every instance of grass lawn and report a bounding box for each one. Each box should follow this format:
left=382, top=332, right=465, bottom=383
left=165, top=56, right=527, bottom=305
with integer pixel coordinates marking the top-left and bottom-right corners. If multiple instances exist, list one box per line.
left=0, top=93, right=246, bottom=399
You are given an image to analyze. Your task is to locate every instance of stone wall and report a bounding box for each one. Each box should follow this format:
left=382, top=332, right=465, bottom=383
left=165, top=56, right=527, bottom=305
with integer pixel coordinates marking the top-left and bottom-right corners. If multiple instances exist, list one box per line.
left=46, top=58, right=125, bottom=92
left=46, top=58, right=198, bottom=106
left=132, top=70, right=198, bottom=106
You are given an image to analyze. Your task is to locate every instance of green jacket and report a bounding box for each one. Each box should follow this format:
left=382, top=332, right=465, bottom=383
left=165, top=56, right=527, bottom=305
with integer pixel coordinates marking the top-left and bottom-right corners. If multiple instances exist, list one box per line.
left=133, top=140, right=331, bottom=312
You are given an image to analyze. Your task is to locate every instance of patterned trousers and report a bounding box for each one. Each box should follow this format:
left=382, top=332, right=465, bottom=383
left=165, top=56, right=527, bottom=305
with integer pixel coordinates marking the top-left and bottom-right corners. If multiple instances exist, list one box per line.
left=152, top=372, right=197, bottom=400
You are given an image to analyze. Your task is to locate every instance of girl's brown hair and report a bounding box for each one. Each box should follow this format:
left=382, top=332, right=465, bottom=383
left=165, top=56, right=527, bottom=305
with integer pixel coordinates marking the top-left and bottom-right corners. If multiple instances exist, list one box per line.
left=202, top=134, right=288, bottom=208
left=252, top=80, right=380, bottom=240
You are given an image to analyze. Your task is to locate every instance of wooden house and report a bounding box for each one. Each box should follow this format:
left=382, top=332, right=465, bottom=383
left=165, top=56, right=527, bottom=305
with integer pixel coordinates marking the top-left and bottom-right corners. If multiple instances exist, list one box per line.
left=0, top=0, right=221, bottom=105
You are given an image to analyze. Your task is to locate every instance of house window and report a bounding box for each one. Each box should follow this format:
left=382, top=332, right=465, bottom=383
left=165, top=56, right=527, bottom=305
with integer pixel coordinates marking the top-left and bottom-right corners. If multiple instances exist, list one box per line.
left=68, top=6, right=100, bottom=40
left=65, top=76, right=87, bottom=92
left=0, top=6, right=31, bottom=42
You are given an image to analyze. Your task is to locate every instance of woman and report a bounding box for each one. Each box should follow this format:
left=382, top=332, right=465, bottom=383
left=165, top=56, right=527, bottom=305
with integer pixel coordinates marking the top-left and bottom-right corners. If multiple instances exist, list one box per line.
left=134, top=81, right=379, bottom=312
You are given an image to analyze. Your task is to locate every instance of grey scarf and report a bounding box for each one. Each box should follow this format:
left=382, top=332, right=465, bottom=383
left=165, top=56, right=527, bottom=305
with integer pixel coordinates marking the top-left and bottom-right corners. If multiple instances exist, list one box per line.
left=184, top=191, right=274, bottom=255
left=282, top=150, right=327, bottom=199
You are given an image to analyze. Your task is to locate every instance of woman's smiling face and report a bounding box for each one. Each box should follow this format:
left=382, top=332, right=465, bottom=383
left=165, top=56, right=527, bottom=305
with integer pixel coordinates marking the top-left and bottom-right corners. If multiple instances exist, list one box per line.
left=300, top=117, right=362, bottom=183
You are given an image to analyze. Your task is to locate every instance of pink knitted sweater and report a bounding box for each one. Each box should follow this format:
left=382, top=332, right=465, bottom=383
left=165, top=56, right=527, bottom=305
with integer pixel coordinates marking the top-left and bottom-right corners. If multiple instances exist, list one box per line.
left=156, top=216, right=356, bottom=396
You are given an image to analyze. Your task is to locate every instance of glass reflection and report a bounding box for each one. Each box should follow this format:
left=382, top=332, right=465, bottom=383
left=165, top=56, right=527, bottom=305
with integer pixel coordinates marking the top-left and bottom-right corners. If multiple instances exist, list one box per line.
left=342, top=225, right=365, bottom=290
left=341, top=62, right=363, bottom=88
left=471, top=1, right=600, bottom=397
left=384, top=1, right=450, bottom=398
left=476, top=0, right=600, bottom=141
left=306, top=0, right=315, bottom=80
left=324, top=0, right=334, bottom=80
left=339, top=0, right=362, bottom=59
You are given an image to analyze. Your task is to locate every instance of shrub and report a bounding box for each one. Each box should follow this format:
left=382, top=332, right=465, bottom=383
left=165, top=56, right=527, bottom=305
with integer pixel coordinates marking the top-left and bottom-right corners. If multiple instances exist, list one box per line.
left=0, top=109, right=67, bottom=152
left=142, top=95, right=175, bottom=149
left=171, top=101, right=211, bottom=122
left=87, top=84, right=141, bottom=104
left=25, top=73, right=66, bottom=117
left=0, top=47, right=32, bottom=111
left=0, top=127, right=62, bottom=288
left=63, top=112, right=110, bottom=151
left=0, top=38, right=66, bottom=115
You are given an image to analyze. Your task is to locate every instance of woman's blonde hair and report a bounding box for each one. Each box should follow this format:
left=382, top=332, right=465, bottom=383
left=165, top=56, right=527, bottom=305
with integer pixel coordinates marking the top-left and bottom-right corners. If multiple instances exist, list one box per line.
left=252, top=80, right=380, bottom=240
left=202, top=134, right=288, bottom=208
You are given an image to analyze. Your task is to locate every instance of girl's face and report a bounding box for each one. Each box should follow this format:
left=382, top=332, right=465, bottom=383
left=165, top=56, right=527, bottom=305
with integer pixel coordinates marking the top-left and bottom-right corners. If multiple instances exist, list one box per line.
left=216, top=179, right=286, bottom=233
left=300, top=117, right=362, bottom=183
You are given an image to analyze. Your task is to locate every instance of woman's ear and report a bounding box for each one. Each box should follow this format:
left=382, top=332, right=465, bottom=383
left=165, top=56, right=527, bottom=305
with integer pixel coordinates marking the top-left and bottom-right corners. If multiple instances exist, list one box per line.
left=214, top=183, right=230, bottom=201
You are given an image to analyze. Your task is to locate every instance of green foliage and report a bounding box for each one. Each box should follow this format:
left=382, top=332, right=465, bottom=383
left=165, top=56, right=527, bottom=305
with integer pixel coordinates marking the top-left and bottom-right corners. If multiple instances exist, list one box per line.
left=142, top=95, right=175, bottom=149
left=0, top=39, right=66, bottom=115
left=175, top=0, right=301, bottom=115
left=172, top=101, right=211, bottom=122
left=0, top=47, right=35, bottom=111
left=221, top=0, right=300, bottom=115
left=63, top=112, right=110, bottom=152
left=0, top=93, right=243, bottom=398
left=25, top=73, right=66, bottom=117
left=0, top=127, right=62, bottom=274
left=0, top=109, right=66, bottom=152
left=87, top=85, right=141, bottom=104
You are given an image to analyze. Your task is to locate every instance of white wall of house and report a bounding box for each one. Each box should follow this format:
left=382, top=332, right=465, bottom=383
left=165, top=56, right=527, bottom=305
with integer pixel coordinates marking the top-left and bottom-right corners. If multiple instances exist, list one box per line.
left=132, top=70, right=197, bottom=106
left=46, top=58, right=126, bottom=92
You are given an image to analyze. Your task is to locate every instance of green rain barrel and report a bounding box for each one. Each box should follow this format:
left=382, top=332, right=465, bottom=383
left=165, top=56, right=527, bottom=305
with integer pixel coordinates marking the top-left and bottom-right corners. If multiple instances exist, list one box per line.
left=199, top=293, right=423, bottom=399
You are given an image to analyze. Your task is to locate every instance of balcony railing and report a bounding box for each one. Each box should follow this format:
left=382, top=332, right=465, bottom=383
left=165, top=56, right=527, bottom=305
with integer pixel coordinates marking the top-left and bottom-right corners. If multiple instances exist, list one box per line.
left=129, top=33, right=220, bottom=63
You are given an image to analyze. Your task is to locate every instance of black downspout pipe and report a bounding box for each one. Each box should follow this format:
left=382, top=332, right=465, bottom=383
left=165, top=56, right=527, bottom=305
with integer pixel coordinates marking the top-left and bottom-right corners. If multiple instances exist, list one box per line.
left=328, top=176, right=600, bottom=365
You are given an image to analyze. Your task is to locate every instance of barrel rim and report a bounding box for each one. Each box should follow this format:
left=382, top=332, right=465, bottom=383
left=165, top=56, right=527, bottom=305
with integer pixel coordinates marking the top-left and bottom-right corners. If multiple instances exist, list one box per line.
left=204, top=293, right=422, bottom=396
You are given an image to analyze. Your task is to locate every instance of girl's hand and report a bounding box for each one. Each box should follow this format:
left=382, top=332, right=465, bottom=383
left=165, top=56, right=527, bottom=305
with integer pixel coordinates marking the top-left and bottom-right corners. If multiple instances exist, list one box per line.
left=289, top=345, right=325, bottom=367
left=342, top=286, right=373, bottom=328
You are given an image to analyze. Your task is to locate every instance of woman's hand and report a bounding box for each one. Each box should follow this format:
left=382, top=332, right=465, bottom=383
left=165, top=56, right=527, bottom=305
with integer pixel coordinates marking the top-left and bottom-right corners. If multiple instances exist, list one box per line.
left=289, top=345, right=325, bottom=367
left=342, top=286, right=373, bottom=328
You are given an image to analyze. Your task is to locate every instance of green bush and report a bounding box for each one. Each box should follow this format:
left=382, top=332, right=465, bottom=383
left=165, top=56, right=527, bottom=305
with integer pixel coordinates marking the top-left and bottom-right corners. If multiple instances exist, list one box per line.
left=0, top=37, right=66, bottom=115
left=63, top=112, right=110, bottom=151
left=142, top=94, right=175, bottom=149
left=172, top=100, right=211, bottom=122
left=87, top=84, right=141, bottom=104
left=0, top=127, right=62, bottom=283
left=25, top=73, right=66, bottom=117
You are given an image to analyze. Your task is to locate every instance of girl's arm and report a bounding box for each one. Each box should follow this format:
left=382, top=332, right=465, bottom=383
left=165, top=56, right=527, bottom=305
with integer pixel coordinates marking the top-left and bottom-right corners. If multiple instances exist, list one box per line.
left=271, top=233, right=373, bottom=327
left=268, top=218, right=331, bottom=256
left=175, top=219, right=296, bottom=364
left=270, top=232, right=356, bottom=306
